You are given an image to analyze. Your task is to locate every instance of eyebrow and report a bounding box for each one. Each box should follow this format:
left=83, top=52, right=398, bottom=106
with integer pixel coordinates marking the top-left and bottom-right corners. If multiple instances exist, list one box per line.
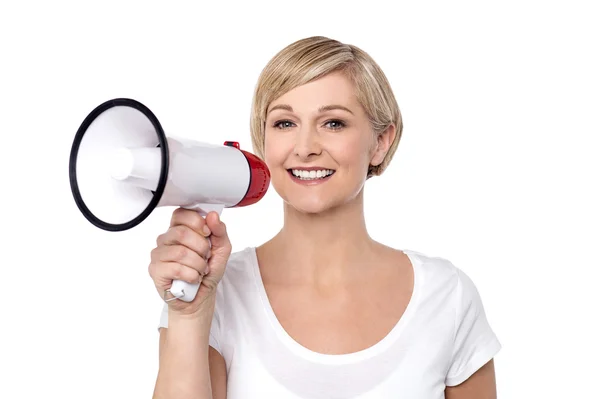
left=267, top=104, right=354, bottom=115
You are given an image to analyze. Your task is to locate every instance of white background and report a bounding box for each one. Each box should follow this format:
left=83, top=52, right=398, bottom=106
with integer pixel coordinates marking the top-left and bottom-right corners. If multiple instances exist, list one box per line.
left=1, top=0, right=598, bottom=397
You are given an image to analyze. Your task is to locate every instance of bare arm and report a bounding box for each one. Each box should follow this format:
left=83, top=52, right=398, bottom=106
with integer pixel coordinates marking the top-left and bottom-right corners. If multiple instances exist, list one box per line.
left=209, top=346, right=227, bottom=399
left=445, top=359, right=497, bottom=399
left=148, top=209, right=232, bottom=398
left=152, top=294, right=227, bottom=399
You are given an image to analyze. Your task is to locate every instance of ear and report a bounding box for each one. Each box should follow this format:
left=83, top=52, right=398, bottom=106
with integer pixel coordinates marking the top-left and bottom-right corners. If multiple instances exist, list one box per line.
left=370, top=124, right=396, bottom=167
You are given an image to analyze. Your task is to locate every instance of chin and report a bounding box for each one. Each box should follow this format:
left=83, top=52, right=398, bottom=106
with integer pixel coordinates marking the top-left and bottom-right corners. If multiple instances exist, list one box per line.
left=272, top=183, right=339, bottom=214
left=281, top=188, right=363, bottom=216
left=286, top=197, right=338, bottom=215
left=271, top=169, right=366, bottom=215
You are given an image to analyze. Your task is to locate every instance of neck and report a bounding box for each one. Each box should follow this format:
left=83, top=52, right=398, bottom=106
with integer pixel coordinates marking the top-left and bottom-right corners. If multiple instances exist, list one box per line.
left=265, top=189, right=378, bottom=286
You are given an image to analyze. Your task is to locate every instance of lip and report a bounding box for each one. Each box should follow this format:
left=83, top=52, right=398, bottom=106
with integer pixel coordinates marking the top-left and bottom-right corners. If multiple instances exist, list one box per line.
left=287, top=166, right=334, bottom=171
left=287, top=168, right=335, bottom=186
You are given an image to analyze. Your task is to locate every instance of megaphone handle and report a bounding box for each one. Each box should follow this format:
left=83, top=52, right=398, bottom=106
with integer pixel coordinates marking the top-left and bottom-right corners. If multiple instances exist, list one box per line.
left=165, top=204, right=225, bottom=303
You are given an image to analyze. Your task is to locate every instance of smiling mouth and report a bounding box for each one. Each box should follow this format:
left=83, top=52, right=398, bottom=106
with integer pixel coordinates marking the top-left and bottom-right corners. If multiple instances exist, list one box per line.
left=287, top=168, right=336, bottom=181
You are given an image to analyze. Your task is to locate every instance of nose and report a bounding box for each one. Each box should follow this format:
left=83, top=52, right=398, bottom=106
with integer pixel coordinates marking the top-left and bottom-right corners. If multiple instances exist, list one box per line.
left=294, top=125, right=321, bottom=159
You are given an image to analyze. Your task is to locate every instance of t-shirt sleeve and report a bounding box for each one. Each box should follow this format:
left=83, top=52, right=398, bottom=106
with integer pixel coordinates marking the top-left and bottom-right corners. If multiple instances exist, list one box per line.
left=445, top=267, right=501, bottom=386
left=156, top=295, right=223, bottom=354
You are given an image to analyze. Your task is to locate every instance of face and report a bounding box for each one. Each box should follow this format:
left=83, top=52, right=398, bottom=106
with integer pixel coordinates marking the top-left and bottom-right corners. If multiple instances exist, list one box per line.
left=263, top=71, right=394, bottom=214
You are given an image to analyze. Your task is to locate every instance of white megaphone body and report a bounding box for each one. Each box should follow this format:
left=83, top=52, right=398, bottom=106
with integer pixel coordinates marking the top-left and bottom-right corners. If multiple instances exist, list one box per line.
left=69, top=98, right=270, bottom=302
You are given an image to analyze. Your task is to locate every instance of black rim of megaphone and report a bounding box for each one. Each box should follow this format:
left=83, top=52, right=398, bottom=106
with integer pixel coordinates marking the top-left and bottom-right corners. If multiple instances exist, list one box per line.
left=69, top=98, right=169, bottom=232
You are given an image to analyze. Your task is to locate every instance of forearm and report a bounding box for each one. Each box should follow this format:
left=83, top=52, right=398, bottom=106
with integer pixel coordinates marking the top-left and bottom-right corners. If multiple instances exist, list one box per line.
left=153, top=295, right=216, bottom=399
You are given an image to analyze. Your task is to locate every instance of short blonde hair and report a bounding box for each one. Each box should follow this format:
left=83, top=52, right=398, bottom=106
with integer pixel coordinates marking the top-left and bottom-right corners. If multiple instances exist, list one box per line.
left=250, top=36, right=403, bottom=177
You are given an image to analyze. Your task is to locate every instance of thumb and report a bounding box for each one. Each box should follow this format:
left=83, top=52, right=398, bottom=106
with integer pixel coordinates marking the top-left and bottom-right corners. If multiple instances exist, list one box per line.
left=205, top=212, right=231, bottom=256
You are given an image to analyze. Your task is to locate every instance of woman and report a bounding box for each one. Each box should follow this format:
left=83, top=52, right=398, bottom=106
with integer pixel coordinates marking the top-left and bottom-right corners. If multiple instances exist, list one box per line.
left=151, top=36, right=501, bottom=398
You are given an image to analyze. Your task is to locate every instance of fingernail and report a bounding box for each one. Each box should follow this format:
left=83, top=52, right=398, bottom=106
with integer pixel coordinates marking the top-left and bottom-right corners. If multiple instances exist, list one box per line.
left=204, top=266, right=210, bottom=275
left=202, top=225, right=211, bottom=235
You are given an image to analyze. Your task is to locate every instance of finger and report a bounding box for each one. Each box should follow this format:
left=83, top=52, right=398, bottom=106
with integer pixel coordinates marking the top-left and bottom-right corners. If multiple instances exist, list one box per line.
left=157, top=225, right=211, bottom=259
left=151, top=245, right=209, bottom=275
left=170, top=208, right=211, bottom=237
left=150, top=261, right=202, bottom=285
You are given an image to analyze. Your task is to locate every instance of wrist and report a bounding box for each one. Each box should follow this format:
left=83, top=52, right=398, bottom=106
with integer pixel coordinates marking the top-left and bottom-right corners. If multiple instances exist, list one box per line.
left=168, top=293, right=217, bottom=322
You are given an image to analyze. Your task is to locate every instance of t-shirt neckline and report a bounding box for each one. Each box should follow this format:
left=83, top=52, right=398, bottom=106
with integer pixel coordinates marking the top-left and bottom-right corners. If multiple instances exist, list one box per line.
left=248, top=246, right=422, bottom=365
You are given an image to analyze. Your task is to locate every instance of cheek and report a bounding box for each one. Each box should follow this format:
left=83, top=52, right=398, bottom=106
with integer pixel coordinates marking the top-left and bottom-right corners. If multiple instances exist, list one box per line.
left=333, top=135, right=372, bottom=168
left=263, top=132, right=290, bottom=169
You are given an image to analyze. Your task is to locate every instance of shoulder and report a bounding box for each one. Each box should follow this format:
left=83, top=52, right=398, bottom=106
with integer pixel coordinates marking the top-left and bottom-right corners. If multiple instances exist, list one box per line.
left=221, top=247, right=256, bottom=281
left=403, top=250, right=502, bottom=386
left=225, top=246, right=255, bottom=267
left=213, top=247, right=257, bottom=302
left=404, top=248, right=460, bottom=286
left=403, top=249, right=484, bottom=307
left=210, top=247, right=257, bottom=330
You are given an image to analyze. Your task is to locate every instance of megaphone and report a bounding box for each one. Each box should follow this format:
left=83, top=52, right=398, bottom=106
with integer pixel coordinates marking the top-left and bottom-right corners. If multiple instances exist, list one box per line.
left=69, top=98, right=270, bottom=302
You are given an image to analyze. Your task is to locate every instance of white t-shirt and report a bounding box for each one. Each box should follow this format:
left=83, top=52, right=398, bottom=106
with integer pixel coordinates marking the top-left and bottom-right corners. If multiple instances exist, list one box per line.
left=158, top=247, right=501, bottom=398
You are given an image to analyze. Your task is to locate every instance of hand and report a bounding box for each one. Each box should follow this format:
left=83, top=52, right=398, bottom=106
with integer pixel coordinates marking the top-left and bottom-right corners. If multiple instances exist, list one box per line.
left=148, top=208, right=232, bottom=316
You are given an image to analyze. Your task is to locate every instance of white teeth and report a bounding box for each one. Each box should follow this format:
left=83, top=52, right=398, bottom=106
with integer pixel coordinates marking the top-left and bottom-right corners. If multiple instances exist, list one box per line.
left=291, top=169, right=334, bottom=180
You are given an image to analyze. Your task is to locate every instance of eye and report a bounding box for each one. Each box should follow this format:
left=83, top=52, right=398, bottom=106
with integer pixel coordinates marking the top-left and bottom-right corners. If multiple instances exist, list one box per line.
left=272, top=120, right=296, bottom=130
left=323, top=119, right=346, bottom=131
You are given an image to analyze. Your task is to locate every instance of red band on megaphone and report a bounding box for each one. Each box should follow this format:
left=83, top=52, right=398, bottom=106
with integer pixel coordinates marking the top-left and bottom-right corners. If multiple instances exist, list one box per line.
left=235, top=150, right=271, bottom=207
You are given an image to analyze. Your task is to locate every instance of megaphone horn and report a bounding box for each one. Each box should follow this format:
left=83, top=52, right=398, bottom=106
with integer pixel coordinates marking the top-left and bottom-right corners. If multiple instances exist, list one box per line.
left=69, top=98, right=271, bottom=301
